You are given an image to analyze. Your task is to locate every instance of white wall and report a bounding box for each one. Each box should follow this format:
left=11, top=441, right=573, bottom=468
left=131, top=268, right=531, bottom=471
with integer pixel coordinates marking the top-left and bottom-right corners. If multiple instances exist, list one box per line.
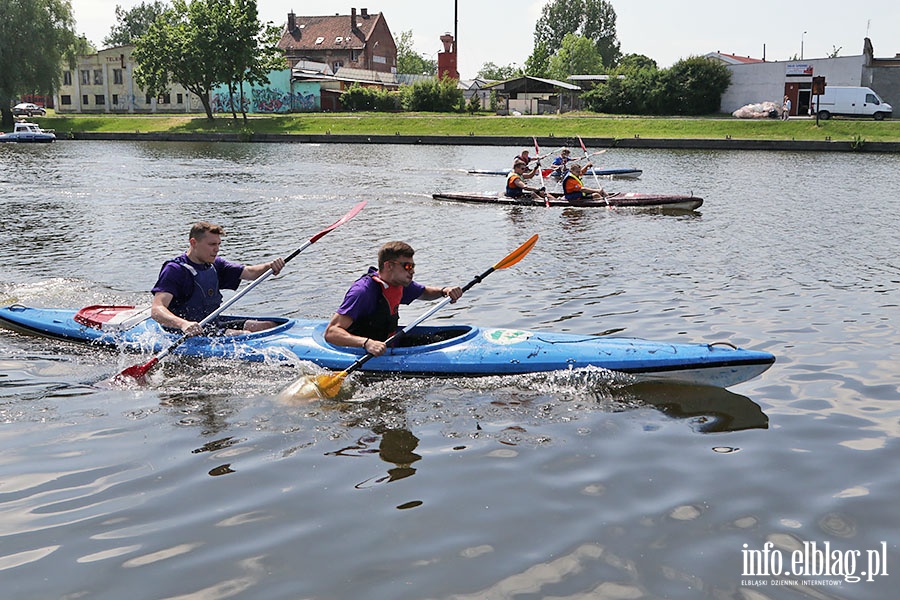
left=721, top=55, right=866, bottom=113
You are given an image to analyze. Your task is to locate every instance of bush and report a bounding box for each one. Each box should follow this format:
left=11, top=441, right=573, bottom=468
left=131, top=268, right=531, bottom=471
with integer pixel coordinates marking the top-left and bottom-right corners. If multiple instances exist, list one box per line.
left=466, top=94, right=482, bottom=114
left=341, top=84, right=399, bottom=112
left=582, top=57, right=730, bottom=116
left=399, top=78, right=464, bottom=112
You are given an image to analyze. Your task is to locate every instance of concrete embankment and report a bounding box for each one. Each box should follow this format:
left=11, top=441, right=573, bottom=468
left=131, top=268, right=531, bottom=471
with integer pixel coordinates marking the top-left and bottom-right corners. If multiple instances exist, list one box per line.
left=65, top=131, right=900, bottom=152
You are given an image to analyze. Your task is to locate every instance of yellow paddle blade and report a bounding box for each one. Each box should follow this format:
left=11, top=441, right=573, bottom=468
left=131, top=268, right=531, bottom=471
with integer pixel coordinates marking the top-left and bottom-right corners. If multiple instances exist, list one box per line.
left=315, top=371, right=348, bottom=398
left=494, top=234, right=539, bottom=270
left=276, top=372, right=343, bottom=402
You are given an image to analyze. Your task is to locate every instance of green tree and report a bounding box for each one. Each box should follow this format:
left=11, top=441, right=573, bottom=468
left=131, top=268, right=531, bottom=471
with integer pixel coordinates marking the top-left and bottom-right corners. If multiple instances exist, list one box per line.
left=102, top=1, right=168, bottom=47
left=664, top=56, right=731, bottom=115
left=0, top=0, right=81, bottom=126
left=616, top=53, right=657, bottom=75
left=477, top=62, right=522, bottom=81
left=219, top=0, right=281, bottom=120
left=134, top=0, right=217, bottom=120
left=396, top=30, right=436, bottom=75
left=524, top=40, right=552, bottom=78
left=547, top=33, right=604, bottom=80
left=534, top=0, right=620, bottom=68
left=134, top=0, right=268, bottom=120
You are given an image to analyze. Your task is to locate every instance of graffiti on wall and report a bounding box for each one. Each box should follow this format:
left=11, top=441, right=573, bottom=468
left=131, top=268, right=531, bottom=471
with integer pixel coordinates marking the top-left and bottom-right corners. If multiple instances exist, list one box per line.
left=211, top=88, right=320, bottom=113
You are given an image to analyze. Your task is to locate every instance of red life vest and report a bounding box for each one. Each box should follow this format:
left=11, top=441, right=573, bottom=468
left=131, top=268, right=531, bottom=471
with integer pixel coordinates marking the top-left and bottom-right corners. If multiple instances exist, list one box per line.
left=346, top=273, right=404, bottom=341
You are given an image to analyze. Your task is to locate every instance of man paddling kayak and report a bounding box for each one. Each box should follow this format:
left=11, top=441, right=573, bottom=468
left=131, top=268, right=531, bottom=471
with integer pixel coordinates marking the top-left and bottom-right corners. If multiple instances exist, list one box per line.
left=506, top=159, right=555, bottom=201
left=549, top=148, right=573, bottom=178
left=151, top=221, right=285, bottom=337
left=562, top=163, right=607, bottom=202
left=324, top=241, right=462, bottom=357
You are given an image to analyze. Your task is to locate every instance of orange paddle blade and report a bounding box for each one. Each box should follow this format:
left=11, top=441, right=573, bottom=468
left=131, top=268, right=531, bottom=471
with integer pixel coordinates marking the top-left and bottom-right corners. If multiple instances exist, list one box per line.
left=495, top=234, right=538, bottom=270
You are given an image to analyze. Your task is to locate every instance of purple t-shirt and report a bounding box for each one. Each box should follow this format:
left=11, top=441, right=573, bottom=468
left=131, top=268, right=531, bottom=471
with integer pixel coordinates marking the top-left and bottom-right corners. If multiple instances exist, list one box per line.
left=336, top=267, right=425, bottom=323
left=151, top=253, right=244, bottom=301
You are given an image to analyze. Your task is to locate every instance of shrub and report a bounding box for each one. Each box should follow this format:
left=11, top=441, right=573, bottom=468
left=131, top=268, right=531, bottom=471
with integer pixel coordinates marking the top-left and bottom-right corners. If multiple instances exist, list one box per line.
left=399, top=78, right=464, bottom=112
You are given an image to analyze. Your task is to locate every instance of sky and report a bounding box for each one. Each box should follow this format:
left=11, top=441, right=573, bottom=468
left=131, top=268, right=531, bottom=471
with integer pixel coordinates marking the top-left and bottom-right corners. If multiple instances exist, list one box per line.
left=70, top=0, right=900, bottom=79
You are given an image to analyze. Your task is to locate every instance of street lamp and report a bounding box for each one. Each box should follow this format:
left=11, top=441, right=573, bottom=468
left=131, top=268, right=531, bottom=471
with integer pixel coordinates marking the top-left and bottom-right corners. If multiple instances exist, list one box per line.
left=801, top=31, right=807, bottom=60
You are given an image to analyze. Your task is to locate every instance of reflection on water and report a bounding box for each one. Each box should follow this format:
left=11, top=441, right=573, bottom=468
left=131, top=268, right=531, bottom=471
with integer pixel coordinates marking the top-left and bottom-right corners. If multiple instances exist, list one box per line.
left=623, top=382, right=769, bottom=433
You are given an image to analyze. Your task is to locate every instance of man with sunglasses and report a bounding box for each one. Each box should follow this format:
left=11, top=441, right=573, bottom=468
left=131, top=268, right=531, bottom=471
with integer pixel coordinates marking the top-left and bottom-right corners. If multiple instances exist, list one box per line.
left=506, top=159, right=554, bottom=201
left=324, top=241, right=463, bottom=356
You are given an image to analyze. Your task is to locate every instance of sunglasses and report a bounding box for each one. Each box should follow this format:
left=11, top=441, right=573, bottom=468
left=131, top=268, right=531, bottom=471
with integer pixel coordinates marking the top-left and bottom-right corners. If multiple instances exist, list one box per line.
left=390, top=260, right=415, bottom=272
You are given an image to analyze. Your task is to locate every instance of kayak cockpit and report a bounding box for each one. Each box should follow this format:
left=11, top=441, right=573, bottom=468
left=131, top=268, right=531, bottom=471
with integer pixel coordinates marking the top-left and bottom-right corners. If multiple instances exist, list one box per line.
left=314, top=324, right=477, bottom=355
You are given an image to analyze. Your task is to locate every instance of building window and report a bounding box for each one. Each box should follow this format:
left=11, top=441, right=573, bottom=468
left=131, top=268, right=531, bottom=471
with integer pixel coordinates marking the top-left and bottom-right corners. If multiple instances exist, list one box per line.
left=61, top=95, right=71, bottom=105
left=332, top=61, right=344, bottom=71
left=158, top=93, right=170, bottom=104
left=63, top=71, right=72, bottom=85
left=350, top=50, right=359, bottom=62
left=146, top=94, right=153, bottom=104
left=95, top=94, right=105, bottom=105
left=113, top=69, right=123, bottom=84
left=112, top=94, right=119, bottom=105
left=176, top=93, right=183, bottom=104
left=93, top=70, right=103, bottom=85
left=81, top=70, right=91, bottom=85
left=82, top=94, right=89, bottom=104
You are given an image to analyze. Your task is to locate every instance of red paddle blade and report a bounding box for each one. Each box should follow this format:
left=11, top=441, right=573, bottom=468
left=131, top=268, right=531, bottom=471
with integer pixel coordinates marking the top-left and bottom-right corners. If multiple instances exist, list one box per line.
left=532, top=136, right=540, bottom=154
left=112, top=357, right=158, bottom=385
left=308, top=200, right=367, bottom=243
left=578, top=136, right=588, bottom=153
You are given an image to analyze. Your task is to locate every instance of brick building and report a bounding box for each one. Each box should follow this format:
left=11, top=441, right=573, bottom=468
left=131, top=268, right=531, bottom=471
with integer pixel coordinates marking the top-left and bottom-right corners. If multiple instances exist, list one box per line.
left=277, top=8, right=397, bottom=75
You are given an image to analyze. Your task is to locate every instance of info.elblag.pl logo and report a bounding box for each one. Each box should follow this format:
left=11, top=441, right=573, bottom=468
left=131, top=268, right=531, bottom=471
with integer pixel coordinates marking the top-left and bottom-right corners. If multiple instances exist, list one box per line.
left=742, top=541, right=889, bottom=585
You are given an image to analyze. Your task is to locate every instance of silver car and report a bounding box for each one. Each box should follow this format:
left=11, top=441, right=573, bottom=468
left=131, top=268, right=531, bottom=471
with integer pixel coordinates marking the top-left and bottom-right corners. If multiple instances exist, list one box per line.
left=12, top=103, right=47, bottom=117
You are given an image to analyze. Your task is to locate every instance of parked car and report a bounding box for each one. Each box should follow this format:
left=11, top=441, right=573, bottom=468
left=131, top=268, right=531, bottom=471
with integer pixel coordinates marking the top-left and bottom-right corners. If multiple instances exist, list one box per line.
left=12, top=103, right=47, bottom=117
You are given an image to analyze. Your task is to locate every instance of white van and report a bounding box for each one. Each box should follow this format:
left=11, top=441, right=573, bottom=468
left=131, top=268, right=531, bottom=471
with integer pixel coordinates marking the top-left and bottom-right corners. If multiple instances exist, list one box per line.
left=812, top=86, right=893, bottom=120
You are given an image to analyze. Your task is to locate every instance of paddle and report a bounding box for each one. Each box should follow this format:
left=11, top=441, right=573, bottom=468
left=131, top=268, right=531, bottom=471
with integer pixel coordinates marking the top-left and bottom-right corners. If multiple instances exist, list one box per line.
left=111, top=200, right=367, bottom=385
left=578, top=136, right=610, bottom=204
left=532, top=136, right=550, bottom=208
left=282, top=234, right=540, bottom=401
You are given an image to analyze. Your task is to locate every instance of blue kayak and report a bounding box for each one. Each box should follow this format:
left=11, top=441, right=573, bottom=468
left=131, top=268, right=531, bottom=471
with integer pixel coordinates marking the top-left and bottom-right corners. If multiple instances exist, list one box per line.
left=0, top=305, right=775, bottom=388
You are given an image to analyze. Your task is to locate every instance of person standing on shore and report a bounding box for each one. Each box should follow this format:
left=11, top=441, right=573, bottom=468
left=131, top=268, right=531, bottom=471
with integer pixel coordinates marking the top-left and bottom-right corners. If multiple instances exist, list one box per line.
left=782, top=95, right=792, bottom=120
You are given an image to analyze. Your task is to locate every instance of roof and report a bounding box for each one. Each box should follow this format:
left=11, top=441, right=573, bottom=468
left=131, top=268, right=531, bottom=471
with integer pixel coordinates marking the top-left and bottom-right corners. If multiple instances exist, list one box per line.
left=291, top=65, right=435, bottom=88
left=278, top=11, right=382, bottom=53
left=704, top=52, right=765, bottom=65
left=484, top=76, right=582, bottom=93
left=567, top=74, right=624, bottom=82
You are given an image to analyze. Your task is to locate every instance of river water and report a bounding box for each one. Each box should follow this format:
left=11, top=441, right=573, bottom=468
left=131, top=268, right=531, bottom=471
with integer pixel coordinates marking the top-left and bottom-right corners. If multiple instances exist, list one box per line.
left=1, top=140, right=898, bottom=599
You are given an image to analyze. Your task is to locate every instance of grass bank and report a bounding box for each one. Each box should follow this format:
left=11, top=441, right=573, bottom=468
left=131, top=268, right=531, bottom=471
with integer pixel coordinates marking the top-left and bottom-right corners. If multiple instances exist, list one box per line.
left=35, top=112, right=900, bottom=143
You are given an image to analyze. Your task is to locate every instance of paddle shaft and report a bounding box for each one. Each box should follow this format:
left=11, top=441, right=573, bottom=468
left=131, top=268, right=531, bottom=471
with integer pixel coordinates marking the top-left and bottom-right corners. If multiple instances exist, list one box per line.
left=117, top=201, right=366, bottom=379
left=533, top=137, right=549, bottom=207
left=579, top=137, right=604, bottom=189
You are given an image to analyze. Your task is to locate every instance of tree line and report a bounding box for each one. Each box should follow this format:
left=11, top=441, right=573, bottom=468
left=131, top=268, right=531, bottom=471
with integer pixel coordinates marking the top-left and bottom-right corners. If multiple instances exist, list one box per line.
left=2, top=0, right=730, bottom=123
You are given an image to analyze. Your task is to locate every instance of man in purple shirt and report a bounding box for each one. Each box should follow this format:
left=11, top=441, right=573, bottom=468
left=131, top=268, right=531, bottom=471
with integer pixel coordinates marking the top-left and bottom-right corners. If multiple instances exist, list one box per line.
left=324, top=241, right=462, bottom=356
left=151, top=221, right=285, bottom=336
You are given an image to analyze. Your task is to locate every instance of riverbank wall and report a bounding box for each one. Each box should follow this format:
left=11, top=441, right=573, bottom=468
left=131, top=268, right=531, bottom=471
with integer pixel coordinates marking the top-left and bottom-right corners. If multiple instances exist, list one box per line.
left=64, top=132, right=900, bottom=152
